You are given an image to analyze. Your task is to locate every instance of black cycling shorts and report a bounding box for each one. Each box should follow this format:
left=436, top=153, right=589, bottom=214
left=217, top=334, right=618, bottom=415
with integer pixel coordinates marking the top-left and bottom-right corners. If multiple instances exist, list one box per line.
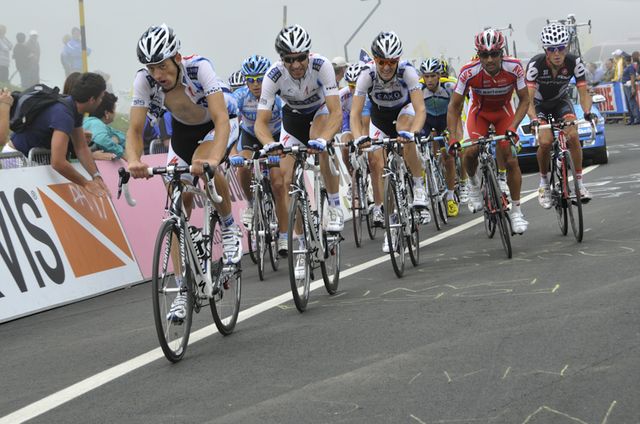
left=170, top=118, right=215, bottom=165
left=370, top=106, right=402, bottom=138
left=424, top=114, right=447, bottom=135
left=282, top=105, right=316, bottom=144
left=534, top=96, right=576, bottom=122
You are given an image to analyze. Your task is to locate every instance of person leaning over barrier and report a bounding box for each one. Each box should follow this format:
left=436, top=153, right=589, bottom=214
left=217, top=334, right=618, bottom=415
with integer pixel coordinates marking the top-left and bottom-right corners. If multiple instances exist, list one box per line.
left=8, top=72, right=109, bottom=197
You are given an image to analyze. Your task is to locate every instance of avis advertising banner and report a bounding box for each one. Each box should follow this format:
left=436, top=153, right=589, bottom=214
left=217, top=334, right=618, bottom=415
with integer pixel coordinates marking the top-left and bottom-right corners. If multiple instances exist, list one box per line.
left=593, top=82, right=629, bottom=115
left=0, top=165, right=141, bottom=323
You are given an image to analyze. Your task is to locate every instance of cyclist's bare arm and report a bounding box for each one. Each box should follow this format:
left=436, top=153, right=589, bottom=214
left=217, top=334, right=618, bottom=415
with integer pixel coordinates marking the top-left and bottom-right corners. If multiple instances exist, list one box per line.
left=447, top=91, right=466, bottom=141
left=255, top=109, right=275, bottom=146
left=577, top=84, right=593, bottom=118
left=191, top=91, right=229, bottom=172
left=350, top=95, right=366, bottom=138
left=409, top=89, right=426, bottom=133
left=511, top=87, right=530, bottom=130
left=526, top=86, right=538, bottom=121
left=319, top=94, right=342, bottom=141
left=125, top=106, right=150, bottom=178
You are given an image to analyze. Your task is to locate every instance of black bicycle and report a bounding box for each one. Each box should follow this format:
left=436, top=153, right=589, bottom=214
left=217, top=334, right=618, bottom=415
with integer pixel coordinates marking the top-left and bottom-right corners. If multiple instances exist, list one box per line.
left=118, top=164, right=241, bottom=362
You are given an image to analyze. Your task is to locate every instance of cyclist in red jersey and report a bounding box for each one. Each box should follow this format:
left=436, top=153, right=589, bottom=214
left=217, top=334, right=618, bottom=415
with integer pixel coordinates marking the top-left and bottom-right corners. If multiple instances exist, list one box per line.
left=447, top=29, right=530, bottom=234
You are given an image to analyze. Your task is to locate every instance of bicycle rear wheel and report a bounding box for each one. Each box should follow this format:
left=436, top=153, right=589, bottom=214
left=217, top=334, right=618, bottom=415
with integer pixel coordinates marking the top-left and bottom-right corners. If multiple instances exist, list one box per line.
left=320, top=190, right=341, bottom=295
left=152, top=219, right=193, bottom=363
left=404, top=173, right=419, bottom=266
left=563, top=152, right=584, bottom=242
left=486, top=170, right=512, bottom=258
left=551, top=157, right=568, bottom=236
left=351, top=169, right=363, bottom=248
left=264, top=191, right=279, bottom=271
left=435, top=161, right=449, bottom=225
left=384, top=175, right=405, bottom=277
left=208, top=213, right=241, bottom=335
left=288, top=191, right=311, bottom=312
left=364, top=172, right=378, bottom=240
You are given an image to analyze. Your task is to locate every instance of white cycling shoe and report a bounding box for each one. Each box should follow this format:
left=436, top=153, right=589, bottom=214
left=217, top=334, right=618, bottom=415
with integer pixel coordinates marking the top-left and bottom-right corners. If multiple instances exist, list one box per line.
left=509, top=211, right=528, bottom=234
left=325, top=206, right=344, bottom=232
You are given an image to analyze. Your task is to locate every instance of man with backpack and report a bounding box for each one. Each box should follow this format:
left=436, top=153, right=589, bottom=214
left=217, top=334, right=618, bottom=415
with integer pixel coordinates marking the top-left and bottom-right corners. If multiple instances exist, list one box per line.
left=7, top=72, right=109, bottom=197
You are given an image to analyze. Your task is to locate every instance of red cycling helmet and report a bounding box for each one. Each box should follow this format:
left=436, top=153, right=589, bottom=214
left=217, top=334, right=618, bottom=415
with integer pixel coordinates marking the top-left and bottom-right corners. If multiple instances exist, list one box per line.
left=474, top=29, right=505, bottom=52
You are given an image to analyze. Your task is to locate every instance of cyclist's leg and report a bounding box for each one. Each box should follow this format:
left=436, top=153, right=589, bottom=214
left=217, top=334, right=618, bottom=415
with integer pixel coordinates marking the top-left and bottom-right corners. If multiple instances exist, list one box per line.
left=556, top=98, right=588, bottom=197
left=464, top=105, right=490, bottom=180
left=395, top=104, right=422, bottom=180
left=367, top=123, right=386, bottom=226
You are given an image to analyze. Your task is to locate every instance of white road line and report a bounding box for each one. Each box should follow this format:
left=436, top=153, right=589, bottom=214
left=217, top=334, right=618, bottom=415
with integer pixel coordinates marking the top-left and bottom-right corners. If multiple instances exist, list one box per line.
left=0, top=166, right=598, bottom=424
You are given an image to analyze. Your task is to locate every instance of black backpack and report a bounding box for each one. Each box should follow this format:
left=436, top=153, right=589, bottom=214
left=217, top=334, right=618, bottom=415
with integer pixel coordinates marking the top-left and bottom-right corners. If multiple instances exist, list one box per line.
left=9, top=84, right=72, bottom=133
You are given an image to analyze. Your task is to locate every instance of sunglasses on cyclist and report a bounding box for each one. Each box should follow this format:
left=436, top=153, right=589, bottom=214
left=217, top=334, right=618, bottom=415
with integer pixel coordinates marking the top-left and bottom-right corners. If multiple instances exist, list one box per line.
left=374, top=57, right=399, bottom=67
left=281, top=53, right=309, bottom=64
left=478, top=50, right=502, bottom=59
left=545, top=45, right=567, bottom=53
left=245, top=75, right=264, bottom=84
left=347, top=82, right=356, bottom=88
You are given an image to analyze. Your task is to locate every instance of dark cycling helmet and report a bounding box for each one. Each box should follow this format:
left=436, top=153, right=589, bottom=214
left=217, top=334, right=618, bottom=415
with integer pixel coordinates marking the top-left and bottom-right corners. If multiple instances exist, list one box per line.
left=242, top=55, right=271, bottom=75
left=228, top=70, right=245, bottom=88
left=420, top=57, right=443, bottom=74
left=474, top=29, right=505, bottom=52
left=371, top=31, right=403, bottom=59
left=344, top=63, right=363, bottom=83
left=541, top=23, right=570, bottom=47
left=137, top=24, right=180, bottom=65
left=275, top=24, right=311, bottom=56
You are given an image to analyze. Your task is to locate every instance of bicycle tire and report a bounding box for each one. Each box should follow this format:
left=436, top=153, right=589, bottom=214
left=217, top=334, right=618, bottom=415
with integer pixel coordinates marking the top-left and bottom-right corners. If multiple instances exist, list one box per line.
left=424, top=161, right=441, bottom=231
left=486, top=169, right=512, bottom=258
left=435, top=161, right=449, bottom=225
left=351, top=169, right=363, bottom=248
left=551, top=154, right=568, bottom=236
left=404, top=173, right=419, bottom=266
left=264, top=191, right=279, bottom=271
left=384, top=175, right=405, bottom=277
left=287, top=191, right=311, bottom=312
left=247, top=229, right=257, bottom=264
left=209, top=213, right=241, bottom=335
left=319, top=190, right=340, bottom=295
left=152, top=219, right=193, bottom=363
left=364, top=172, right=378, bottom=240
left=253, top=197, right=266, bottom=281
left=563, top=152, right=584, bottom=242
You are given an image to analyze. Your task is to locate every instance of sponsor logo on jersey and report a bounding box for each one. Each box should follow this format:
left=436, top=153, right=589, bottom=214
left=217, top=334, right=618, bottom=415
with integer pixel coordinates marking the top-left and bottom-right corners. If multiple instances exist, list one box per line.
left=312, top=58, right=324, bottom=72
left=268, top=67, right=282, bottom=83
left=145, top=74, right=157, bottom=87
left=186, top=66, right=199, bottom=80
left=132, top=99, right=145, bottom=106
left=373, top=91, right=403, bottom=102
left=285, top=93, right=321, bottom=106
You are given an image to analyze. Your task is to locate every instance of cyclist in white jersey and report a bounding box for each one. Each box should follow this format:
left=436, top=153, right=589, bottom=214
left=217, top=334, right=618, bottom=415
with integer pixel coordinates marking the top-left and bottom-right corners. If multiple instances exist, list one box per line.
left=228, top=70, right=244, bottom=93
left=229, top=55, right=288, bottom=256
left=256, top=25, right=343, bottom=229
left=351, top=31, right=427, bottom=253
left=420, top=57, right=460, bottom=217
left=125, top=25, right=242, bottom=321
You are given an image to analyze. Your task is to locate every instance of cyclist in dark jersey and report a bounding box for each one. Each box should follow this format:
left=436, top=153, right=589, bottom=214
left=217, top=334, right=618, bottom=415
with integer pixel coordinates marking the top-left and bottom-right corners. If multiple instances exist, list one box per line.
left=526, top=23, right=595, bottom=208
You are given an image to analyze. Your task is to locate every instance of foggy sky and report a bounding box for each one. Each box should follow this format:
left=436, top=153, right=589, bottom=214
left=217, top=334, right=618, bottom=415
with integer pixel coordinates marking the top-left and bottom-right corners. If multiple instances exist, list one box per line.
left=3, top=0, right=640, bottom=100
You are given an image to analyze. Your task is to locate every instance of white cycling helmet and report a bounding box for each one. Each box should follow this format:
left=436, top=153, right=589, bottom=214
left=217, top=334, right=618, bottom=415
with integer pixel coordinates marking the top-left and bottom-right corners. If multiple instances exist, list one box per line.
left=228, top=70, right=245, bottom=88
left=541, top=23, right=570, bottom=48
left=371, top=31, right=403, bottom=59
left=474, top=29, right=505, bottom=52
left=275, top=24, right=311, bottom=56
left=344, top=63, right=363, bottom=83
left=420, top=57, right=443, bottom=75
left=137, top=24, right=180, bottom=65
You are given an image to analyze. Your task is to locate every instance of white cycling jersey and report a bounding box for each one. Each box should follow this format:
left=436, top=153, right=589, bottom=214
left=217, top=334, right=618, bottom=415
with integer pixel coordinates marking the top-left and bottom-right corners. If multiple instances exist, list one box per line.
left=258, top=53, right=339, bottom=114
left=131, top=54, right=223, bottom=125
left=354, top=61, right=422, bottom=110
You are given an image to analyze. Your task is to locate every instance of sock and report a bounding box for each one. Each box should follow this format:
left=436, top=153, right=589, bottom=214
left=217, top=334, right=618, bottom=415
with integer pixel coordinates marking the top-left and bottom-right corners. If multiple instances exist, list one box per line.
left=498, top=169, right=507, bottom=181
left=374, top=204, right=382, bottom=212
left=413, top=176, right=424, bottom=188
left=328, top=192, right=341, bottom=207
left=279, top=232, right=287, bottom=240
left=512, top=201, right=521, bottom=215
left=539, top=173, right=549, bottom=187
left=296, top=235, right=305, bottom=249
left=247, top=198, right=254, bottom=208
left=576, top=170, right=584, bottom=187
left=447, top=190, right=455, bottom=201
left=470, top=173, right=480, bottom=187
left=221, top=213, right=234, bottom=228
left=175, top=275, right=183, bottom=288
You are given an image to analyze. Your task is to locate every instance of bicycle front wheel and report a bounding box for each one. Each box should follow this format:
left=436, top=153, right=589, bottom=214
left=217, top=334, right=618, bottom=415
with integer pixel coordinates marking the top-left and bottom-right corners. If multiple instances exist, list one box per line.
left=209, top=213, right=241, bottom=335
left=486, top=170, right=512, bottom=258
left=351, top=169, right=363, bottom=248
left=320, top=190, right=341, bottom=295
left=253, top=197, right=266, bottom=281
left=551, top=156, right=568, bottom=236
left=264, top=191, right=280, bottom=271
left=152, top=219, right=194, bottom=363
left=288, top=191, right=311, bottom=312
left=384, top=175, right=405, bottom=277
left=424, top=161, right=441, bottom=231
left=563, top=152, right=584, bottom=242
left=404, top=173, right=419, bottom=267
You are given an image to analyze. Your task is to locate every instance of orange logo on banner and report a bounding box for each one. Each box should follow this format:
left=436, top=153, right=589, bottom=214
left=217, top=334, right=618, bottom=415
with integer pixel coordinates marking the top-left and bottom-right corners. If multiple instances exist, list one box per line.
left=39, top=186, right=128, bottom=277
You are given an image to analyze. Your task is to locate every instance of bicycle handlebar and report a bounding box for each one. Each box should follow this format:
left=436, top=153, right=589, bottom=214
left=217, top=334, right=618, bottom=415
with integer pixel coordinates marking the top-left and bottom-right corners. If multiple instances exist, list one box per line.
left=533, top=119, right=596, bottom=146
left=117, top=163, right=222, bottom=206
left=459, top=134, right=509, bottom=149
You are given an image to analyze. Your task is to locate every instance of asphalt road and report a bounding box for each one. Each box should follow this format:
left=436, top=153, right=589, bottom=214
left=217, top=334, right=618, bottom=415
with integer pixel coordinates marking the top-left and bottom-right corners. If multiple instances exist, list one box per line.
left=1, top=124, right=639, bottom=424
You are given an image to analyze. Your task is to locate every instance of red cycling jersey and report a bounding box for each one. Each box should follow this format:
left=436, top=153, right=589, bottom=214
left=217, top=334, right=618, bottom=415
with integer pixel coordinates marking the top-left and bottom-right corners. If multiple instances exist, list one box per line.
left=454, top=57, right=526, bottom=111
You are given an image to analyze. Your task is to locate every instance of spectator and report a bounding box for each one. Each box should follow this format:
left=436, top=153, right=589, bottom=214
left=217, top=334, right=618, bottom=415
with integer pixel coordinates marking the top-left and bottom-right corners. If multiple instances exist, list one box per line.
left=7, top=72, right=109, bottom=196
left=12, top=32, right=30, bottom=88
left=0, top=25, right=12, bottom=84
left=142, top=112, right=172, bottom=154
left=60, top=34, right=71, bottom=76
left=82, top=92, right=126, bottom=159
left=586, top=62, right=604, bottom=86
left=0, top=88, right=13, bottom=148
left=612, top=49, right=625, bottom=82
left=25, top=30, right=40, bottom=86
left=603, top=58, right=615, bottom=82
left=61, top=27, right=90, bottom=75
left=621, top=54, right=639, bottom=124
left=62, top=71, right=82, bottom=95
left=331, top=56, right=348, bottom=86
